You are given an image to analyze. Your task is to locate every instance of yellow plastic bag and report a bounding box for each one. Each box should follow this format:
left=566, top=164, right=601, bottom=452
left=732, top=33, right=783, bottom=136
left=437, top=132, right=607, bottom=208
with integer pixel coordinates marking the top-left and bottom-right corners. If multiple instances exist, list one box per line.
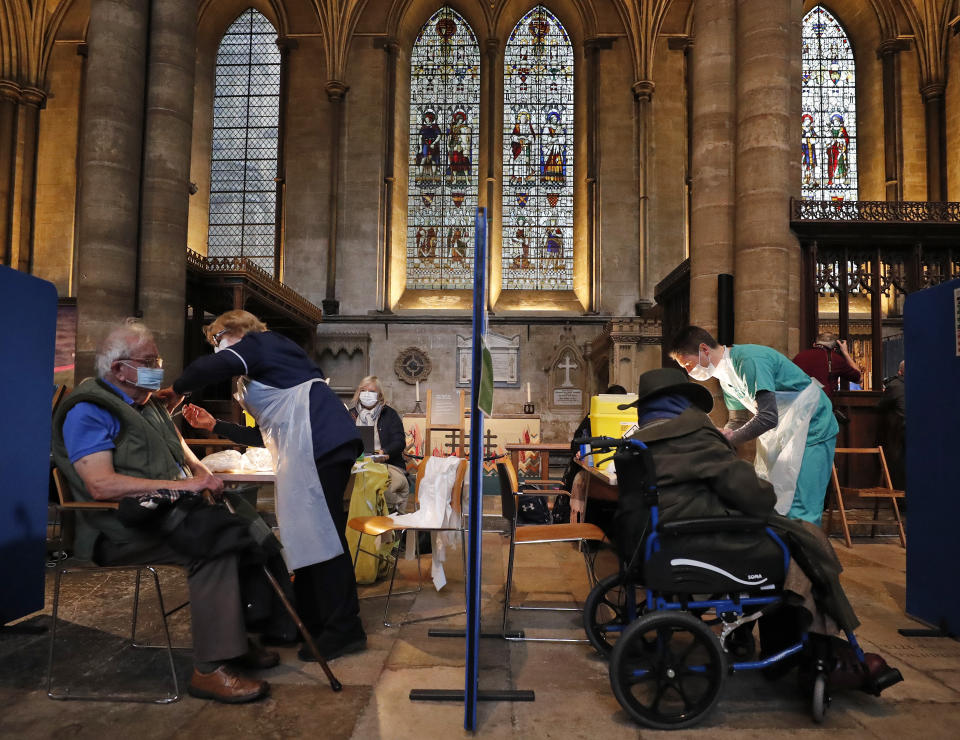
left=345, top=461, right=391, bottom=584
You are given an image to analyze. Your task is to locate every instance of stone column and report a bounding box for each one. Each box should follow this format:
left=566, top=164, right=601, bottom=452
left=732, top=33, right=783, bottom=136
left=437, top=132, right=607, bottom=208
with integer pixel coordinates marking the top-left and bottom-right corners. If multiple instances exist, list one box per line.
left=633, top=79, right=655, bottom=311
left=0, top=82, right=19, bottom=267
left=11, top=88, right=45, bottom=274
left=378, top=39, right=398, bottom=312
left=733, top=0, right=797, bottom=353
left=878, top=40, right=907, bottom=201
left=323, top=80, right=347, bottom=315
left=689, top=0, right=736, bottom=336
left=585, top=39, right=611, bottom=313
left=921, top=82, right=947, bottom=202
left=75, top=0, right=149, bottom=380
left=138, top=0, right=196, bottom=377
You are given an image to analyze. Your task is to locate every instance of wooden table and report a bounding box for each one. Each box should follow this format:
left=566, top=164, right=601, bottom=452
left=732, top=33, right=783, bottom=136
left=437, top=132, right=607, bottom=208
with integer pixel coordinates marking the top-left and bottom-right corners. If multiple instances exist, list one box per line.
left=505, top=442, right=571, bottom=488
left=217, top=471, right=276, bottom=483
left=575, top=458, right=618, bottom=500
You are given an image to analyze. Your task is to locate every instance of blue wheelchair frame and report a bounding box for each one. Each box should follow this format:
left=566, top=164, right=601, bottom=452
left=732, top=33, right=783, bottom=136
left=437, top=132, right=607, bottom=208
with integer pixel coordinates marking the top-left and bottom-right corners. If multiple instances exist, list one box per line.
left=595, top=436, right=867, bottom=675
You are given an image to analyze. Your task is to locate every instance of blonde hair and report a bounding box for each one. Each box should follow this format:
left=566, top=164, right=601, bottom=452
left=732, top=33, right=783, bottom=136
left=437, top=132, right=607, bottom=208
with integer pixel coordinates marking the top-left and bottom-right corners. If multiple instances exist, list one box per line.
left=351, top=375, right=384, bottom=407
left=204, top=310, right=267, bottom=346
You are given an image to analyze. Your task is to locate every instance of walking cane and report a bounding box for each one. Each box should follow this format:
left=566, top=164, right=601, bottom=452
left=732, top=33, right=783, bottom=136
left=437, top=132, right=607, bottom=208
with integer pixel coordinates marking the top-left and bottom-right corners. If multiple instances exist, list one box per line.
left=220, top=496, right=343, bottom=692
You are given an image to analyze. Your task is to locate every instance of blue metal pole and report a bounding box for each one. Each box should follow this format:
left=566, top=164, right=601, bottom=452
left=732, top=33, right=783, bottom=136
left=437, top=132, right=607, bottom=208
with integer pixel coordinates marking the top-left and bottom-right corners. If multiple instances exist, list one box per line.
left=464, top=208, right=487, bottom=730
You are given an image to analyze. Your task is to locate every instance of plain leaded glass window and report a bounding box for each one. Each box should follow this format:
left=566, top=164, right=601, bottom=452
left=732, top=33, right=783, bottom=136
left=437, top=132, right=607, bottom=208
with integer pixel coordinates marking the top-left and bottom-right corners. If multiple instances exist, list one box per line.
left=208, top=9, right=281, bottom=275
left=502, top=6, right=574, bottom=291
left=801, top=6, right=857, bottom=202
left=406, top=7, right=481, bottom=290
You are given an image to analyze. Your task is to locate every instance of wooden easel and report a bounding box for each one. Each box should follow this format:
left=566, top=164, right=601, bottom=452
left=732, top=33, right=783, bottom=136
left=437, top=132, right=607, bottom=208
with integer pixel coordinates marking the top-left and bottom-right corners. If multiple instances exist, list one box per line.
left=425, top=389, right=466, bottom=458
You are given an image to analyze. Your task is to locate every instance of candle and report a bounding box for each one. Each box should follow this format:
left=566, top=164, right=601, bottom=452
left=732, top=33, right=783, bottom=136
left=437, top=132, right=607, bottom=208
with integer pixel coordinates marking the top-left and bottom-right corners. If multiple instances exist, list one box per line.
left=415, top=380, right=420, bottom=402
left=526, top=382, right=531, bottom=403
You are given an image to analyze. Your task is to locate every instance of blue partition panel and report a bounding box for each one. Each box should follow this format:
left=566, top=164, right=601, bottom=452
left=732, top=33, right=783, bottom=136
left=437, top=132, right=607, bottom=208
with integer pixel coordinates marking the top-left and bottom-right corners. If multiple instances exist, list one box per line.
left=903, top=277, right=960, bottom=633
left=0, top=266, right=58, bottom=624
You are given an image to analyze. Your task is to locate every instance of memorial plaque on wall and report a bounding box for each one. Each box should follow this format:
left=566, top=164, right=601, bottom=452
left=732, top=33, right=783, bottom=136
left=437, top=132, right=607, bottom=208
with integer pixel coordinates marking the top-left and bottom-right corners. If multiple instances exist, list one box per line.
left=457, top=331, right=520, bottom=387
left=548, top=341, right=586, bottom=412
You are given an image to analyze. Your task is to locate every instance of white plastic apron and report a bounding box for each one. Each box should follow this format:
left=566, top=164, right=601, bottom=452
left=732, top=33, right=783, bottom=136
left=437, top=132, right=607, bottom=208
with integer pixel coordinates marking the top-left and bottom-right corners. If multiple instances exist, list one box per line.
left=715, top=362, right=820, bottom=515
left=235, top=378, right=343, bottom=570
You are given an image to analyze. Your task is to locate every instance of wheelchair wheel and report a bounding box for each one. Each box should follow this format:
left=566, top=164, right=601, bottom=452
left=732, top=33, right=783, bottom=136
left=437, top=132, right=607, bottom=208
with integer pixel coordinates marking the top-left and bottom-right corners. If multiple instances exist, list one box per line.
left=609, top=611, right=726, bottom=730
left=811, top=673, right=829, bottom=724
left=583, top=572, right=644, bottom=657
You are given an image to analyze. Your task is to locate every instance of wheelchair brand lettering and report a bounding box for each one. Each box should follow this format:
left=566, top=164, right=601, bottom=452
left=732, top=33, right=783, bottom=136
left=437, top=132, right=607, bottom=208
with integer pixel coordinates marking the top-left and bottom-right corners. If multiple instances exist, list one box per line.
left=669, top=558, right=768, bottom=586
left=747, top=574, right=763, bottom=580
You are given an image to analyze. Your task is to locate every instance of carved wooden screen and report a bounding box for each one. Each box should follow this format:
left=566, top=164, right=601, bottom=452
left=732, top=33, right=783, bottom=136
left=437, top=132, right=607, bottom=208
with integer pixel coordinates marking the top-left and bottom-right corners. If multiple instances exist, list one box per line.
left=406, top=7, right=481, bottom=290
left=207, top=9, right=281, bottom=275
left=501, top=5, right=574, bottom=291
left=801, top=6, right=857, bottom=201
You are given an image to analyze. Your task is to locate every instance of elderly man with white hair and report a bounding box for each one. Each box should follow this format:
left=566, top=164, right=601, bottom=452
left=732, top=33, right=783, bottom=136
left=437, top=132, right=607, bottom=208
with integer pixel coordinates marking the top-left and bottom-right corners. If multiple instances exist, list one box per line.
left=51, top=319, right=275, bottom=704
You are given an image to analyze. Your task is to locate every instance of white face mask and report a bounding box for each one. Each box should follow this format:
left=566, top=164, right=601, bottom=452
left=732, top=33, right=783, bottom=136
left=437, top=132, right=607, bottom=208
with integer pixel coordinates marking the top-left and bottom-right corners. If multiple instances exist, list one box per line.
left=121, top=362, right=165, bottom=391
left=359, top=391, right=379, bottom=408
left=687, top=347, right=715, bottom=381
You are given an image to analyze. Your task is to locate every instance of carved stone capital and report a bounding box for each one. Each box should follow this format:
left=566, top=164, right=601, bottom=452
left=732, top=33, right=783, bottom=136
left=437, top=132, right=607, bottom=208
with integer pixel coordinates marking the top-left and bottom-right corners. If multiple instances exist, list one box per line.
left=276, top=36, right=299, bottom=52
left=876, top=38, right=909, bottom=59
left=325, top=80, right=349, bottom=102
left=20, top=86, right=47, bottom=109
left=374, top=36, right=399, bottom=54
left=485, top=38, right=499, bottom=57
left=0, top=79, right=21, bottom=104
left=920, top=81, right=946, bottom=101
left=632, top=79, right=655, bottom=102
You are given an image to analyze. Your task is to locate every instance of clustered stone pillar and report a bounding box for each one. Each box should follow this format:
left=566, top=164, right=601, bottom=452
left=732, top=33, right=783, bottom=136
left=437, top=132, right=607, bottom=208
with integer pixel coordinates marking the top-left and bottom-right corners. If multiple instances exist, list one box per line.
left=0, top=82, right=46, bottom=273
left=633, top=79, right=655, bottom=311
left=689, top=0, right=736, bottom=336
left=12, top=88, right=45, bottom=274
left=75, top=0, right=150, bottom=381
left=877, top=40, right=906, bottom=201
left=0, top=82, right=20, bottom=267
left=921, top=82, right=947, bottom=202
left=138, top=0, right=196, bottom=377
left=732, top=0, right=797, bottom=354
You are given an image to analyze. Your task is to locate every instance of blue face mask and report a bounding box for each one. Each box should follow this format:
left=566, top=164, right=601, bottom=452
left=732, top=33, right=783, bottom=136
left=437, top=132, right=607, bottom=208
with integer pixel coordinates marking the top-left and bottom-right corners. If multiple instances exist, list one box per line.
left=122, top=362, right=165, bottom=391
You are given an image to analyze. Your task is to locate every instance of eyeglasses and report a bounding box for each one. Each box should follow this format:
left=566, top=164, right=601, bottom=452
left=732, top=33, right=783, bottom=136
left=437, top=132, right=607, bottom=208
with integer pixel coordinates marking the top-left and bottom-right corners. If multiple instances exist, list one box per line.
left=121, top=356, right=163, bottom=368
left=211, top=329, right=229, bottom=345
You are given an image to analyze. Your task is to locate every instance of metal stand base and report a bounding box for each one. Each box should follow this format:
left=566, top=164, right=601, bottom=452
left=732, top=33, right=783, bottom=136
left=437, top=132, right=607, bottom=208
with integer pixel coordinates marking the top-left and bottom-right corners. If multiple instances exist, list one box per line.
left=410, top=689, right=535, bottom=703
left=427, top=628, right=524, bottom=639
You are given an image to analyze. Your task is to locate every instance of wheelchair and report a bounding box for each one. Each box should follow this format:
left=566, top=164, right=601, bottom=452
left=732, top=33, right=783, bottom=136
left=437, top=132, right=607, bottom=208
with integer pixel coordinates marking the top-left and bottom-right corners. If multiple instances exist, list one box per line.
left=577, top=436, right=902, bottom=730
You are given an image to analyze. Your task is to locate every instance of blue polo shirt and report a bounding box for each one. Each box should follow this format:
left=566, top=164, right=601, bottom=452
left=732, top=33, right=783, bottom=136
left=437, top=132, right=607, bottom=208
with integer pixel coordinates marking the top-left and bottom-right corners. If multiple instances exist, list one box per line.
left=61, top=381, right=135, bottom=463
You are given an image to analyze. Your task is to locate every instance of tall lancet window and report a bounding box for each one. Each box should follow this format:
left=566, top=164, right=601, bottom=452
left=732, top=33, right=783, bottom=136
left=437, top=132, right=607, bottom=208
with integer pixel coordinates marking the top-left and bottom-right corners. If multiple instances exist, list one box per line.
left=208, top=9, right=281, bottom=275
left=502, top=5, right=574, bottom=291
left=801, top=6, right=857, bottom=201
left=406, top=7, right=480, bottom=290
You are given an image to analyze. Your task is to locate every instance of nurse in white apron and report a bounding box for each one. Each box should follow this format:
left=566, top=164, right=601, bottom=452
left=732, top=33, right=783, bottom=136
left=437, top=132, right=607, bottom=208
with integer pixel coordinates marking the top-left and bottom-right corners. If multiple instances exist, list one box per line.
left=668, top=326, right=839, bottom=524
left=169, top=310, right=367, bottom=661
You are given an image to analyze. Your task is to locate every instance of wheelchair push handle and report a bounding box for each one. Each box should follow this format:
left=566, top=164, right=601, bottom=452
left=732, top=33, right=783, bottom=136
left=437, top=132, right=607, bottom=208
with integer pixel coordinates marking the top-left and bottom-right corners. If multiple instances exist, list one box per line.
left=572, top=436, right=648, bottom=451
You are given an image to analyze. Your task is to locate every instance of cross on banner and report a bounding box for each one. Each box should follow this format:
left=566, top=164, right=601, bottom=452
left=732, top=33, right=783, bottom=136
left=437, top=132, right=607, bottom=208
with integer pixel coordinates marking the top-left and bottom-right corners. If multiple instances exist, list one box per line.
left=483, top=429, right=499, bottom=459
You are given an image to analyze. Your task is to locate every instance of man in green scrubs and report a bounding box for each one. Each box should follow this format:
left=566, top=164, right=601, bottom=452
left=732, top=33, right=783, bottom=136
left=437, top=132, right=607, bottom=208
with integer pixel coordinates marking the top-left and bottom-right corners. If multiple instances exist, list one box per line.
left=668, top=326, right=838, bottom=524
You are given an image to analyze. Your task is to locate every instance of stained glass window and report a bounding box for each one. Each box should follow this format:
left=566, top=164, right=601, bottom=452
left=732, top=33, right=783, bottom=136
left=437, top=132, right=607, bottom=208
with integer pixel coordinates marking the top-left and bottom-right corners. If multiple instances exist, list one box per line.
left=208, top=9, right=281, bottom=275
left=406, top=7, right=480, bottom=290
left=801, top=6, right=857, bottom=201
left=502, top=6, right=574, bottom=291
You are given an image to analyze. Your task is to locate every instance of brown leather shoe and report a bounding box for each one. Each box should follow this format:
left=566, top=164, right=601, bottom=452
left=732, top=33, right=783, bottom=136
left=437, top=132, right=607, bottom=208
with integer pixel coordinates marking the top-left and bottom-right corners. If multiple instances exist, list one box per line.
left=230, top=639, right=280, bottom=670
left=187, top=665, right=269, bottom=704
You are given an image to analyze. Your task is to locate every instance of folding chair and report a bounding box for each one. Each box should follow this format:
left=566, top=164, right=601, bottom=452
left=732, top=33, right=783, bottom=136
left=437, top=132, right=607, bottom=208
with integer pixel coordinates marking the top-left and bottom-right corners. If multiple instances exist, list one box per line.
left=824, top=446, right=906, bottom=548
left=347, top=457, right=469, bottom=627
left=497, top=459, right=607, bottom=642
left=47, top=469, right=186, bottom=703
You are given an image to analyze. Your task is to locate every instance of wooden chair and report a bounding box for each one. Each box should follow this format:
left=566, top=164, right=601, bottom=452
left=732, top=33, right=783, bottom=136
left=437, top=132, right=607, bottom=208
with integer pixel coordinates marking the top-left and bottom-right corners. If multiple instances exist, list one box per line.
left=497, top=459, right=607, bottom=642
left=47, top=469, right=184, bottom=703
left=347, top=457, right=469, bottom=627
left=824, top=446, right=906, bottom=548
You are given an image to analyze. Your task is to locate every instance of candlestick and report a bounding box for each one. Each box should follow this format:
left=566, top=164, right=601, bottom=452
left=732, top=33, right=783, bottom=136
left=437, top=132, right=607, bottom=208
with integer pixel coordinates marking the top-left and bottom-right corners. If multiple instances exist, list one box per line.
left=415, top=380, right=420, bottom=402
left=526, top=382, right=531, bottom=403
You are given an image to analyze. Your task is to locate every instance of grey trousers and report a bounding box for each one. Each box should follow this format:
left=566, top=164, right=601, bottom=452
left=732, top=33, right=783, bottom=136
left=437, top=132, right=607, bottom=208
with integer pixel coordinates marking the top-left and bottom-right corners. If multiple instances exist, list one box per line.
left=95, top=537, right=248, bottom=664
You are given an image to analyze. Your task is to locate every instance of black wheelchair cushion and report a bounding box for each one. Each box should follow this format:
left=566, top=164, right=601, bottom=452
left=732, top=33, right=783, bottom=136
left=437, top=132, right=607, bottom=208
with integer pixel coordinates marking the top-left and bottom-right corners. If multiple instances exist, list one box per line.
left=644, top=530, right=785, bottom=595
left=658, top=516, right=767, bottom=536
